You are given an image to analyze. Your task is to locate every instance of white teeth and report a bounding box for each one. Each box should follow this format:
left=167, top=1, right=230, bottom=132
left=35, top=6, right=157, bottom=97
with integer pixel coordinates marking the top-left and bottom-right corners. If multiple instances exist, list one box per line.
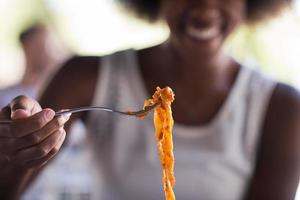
left=186, top=25, right=220, bottom=40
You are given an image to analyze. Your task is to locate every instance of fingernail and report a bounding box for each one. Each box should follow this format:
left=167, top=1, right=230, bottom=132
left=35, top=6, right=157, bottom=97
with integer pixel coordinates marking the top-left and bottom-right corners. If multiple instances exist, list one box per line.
left=45, top=109, right=55, bottom=120
left=62, top=113, right=71, bottom=121
left=57, top=113, right=71, bottom=124
left=11, top=109, right=21, bottom=118
left=11, top=109, right=30, bottom=119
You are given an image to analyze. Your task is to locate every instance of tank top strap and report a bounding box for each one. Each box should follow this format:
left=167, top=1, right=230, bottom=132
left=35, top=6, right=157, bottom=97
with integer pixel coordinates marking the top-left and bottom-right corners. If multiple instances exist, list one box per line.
left=214, top=65, right=253, bottom=129
left=242, top=68, right=277, bottom=163
left=90, top=50, right=132, bottom=107
left=87, top=50, right=132, bottom=147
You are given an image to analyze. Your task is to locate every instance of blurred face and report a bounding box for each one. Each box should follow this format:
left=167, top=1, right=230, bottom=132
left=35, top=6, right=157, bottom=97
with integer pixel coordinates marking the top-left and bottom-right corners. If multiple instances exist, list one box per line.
left=160, top=0, right=246, bottom=57
left=22, top=29, right=61, bottom=74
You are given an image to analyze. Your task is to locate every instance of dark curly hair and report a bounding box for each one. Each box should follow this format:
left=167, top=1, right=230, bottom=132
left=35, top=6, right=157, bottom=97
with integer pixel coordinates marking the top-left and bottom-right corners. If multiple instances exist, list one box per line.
left=115, top=0, right=292, bottom=24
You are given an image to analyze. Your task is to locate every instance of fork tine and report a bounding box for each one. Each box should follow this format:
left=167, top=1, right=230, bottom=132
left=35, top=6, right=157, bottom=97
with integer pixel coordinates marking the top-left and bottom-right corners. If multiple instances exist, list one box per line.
left=124, top=99, right=161, bottom=117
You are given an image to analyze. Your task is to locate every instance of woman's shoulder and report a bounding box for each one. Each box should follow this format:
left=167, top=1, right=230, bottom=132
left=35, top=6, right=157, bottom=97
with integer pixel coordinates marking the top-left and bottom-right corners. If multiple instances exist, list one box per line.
left=245, top=82, right=300, bottom=199
left=260, top=80, right=300, bottom=147
left=59, top=55, right=100, bottom=74
left=266, top=82, right=300, bottom=130
left=261, top=82, right=300, bottom=173
left=40, top=48, right=137, bottom=109
left=51, top=55, right=101, bottom=94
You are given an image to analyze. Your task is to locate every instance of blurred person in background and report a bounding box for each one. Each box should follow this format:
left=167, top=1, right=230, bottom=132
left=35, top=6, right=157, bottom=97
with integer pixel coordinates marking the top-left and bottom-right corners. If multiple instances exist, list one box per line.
left=0, top=24, right=93, bottom=200
left=0, top=23, right=66, bottom=107
left=1, top=0, right=300, bottom=200
left=0, top=23, right=93, bottom=200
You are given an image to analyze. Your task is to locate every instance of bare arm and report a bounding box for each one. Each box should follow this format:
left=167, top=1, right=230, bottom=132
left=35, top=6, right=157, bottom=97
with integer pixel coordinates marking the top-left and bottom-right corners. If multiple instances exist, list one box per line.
left=245, top=83, right=300, bottom=200
left=39, top=55, right=100, bottom=130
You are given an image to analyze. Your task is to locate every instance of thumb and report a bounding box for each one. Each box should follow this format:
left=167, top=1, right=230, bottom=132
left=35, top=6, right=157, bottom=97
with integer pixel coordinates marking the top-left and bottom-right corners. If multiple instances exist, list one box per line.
left=10, top=95, right=41, bottom=120
left=11, top=109, right=31, bottom=120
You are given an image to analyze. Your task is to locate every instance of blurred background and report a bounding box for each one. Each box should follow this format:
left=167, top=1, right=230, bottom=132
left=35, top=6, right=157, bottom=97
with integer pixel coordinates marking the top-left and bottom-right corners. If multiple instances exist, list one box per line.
left=1, top=0, right=300, bottom=89
left=0, top=0, right=300, bottom=199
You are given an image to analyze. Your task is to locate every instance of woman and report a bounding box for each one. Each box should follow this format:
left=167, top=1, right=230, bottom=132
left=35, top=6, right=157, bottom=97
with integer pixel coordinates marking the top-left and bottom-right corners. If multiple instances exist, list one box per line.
left=1, top=0, right=300, bottom=199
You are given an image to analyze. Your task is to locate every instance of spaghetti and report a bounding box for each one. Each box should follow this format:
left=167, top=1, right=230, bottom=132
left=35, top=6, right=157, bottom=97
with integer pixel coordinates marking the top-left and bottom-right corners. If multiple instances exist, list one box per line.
left=144, top=86, right=176, bottom=200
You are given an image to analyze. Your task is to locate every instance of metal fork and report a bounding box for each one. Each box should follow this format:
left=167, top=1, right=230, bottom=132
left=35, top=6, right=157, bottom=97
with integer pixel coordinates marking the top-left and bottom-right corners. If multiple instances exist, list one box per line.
left=0, top=100, right=161, bottom=124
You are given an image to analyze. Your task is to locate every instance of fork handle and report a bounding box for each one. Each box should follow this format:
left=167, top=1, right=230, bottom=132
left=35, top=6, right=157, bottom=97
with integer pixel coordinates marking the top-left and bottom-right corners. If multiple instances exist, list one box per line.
left=0, top=107, right=117, bottom=124
left=55, top=106, right=115, bottom=116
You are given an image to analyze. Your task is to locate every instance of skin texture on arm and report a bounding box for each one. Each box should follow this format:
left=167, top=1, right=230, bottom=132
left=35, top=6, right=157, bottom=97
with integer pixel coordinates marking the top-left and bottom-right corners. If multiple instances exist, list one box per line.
left=245, top=83, right=300, bottom=200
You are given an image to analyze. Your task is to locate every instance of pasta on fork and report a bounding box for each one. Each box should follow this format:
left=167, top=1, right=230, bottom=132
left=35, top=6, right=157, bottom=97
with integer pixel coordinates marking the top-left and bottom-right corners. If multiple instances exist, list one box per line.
left=144, top=86, right=176, bottom=200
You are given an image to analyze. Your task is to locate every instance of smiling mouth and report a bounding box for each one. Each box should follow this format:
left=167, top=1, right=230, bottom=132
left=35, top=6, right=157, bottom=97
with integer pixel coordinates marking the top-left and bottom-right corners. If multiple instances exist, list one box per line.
left=186, top=24, right=221, bottom=41
left=183, top=9, right=223, bottom=42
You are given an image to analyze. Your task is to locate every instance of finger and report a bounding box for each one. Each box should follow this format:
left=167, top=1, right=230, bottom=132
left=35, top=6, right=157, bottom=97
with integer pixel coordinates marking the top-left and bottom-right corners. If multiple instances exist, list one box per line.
left=0, top=113, right=69, bottom=157
left=18, top=114, right=71, bottom=149
left=0, top=137, right=15, bottom=155
left=0, top=153, right=10, bottom=164
left=11, top=109, right=31, bottom=120
left=10, top=109, right=55, bottom=138
left=25, top=130, right=66, bottom=168
left=12, top=128, right=65, bottom=165
left=24, top=148, right=57, bottom=169
left=0, top=123, right=11, bottom=137
left=10, top=95, right=42, bottom=120
left=0, top=112, right=66, bottom=152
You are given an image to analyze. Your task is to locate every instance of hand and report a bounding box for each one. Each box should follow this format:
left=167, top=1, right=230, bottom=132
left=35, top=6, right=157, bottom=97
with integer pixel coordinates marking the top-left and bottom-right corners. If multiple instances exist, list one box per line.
left=0, top=95, right=71, bottom=168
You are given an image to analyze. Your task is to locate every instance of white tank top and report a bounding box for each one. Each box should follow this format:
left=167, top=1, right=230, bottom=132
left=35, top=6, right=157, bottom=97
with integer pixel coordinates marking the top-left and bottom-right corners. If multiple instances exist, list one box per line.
left=87, top=49, right=276, bottom=200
